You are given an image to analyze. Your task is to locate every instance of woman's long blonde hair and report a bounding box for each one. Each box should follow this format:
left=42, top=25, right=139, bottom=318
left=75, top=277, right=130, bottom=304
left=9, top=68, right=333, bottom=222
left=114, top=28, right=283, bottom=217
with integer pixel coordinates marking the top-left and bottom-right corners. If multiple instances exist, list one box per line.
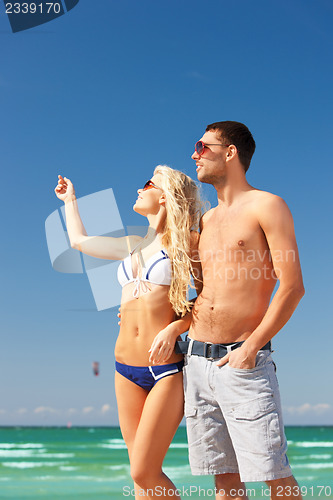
left=154, top=165, right=204, bottom=316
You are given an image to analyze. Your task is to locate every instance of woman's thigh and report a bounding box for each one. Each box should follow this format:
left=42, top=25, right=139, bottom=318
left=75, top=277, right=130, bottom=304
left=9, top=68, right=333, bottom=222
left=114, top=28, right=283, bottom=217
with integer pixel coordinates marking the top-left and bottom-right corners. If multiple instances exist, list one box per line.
left=131, top=371, right=184, bottom=470
left=115, top=371, right=148, bottom=453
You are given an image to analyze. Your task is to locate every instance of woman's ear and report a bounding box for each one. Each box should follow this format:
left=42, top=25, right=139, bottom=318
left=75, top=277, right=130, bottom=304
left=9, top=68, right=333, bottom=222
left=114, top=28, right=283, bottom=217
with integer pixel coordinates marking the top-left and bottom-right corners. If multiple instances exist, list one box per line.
left=159, top=193, right=167, bottom=205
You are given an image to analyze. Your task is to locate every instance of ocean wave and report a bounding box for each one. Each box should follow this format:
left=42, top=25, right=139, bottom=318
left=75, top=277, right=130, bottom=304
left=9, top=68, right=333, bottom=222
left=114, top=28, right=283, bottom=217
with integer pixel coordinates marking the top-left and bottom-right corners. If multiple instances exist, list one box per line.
left=68, top=475, right=118, bottom=483
left=169, top=443, right=188, bottom=449
left=1, top=461, right=69, bottom=469
left=292, top=462, right=333, bottom=469
left=0, top=449, right=47, bottom=458
left=0, top=443, right=45, bottom=449
left=163, top=464, right=192, bottom=478
left=103, top=439, right=125, bottom=444
left=296, top=476, right=316, bottom=481
left=99, top=443, right=127, bottom=449
left=0, top=450, right=74, bottom=459
left=99, top=438, right=127, bottom=449
left=104, top=464, right=130, bottom=471
left=59, top=466, right=79, bottom=471
left=291, top=441, right=333, bottom=448
left=293, top=454, right=332, bottom=460
left=37, top=453, right=75, bottom=458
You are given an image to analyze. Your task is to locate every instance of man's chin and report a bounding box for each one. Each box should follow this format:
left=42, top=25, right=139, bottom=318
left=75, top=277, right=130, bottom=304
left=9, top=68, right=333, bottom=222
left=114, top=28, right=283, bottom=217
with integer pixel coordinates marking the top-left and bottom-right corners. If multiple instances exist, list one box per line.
left=197, top=172, right=211, bottom=184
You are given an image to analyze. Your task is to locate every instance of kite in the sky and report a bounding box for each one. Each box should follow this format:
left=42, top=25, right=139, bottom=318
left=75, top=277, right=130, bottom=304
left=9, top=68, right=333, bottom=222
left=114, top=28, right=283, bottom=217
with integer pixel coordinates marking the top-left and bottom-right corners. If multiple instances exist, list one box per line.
left=92, top=362, right=99, bottom=376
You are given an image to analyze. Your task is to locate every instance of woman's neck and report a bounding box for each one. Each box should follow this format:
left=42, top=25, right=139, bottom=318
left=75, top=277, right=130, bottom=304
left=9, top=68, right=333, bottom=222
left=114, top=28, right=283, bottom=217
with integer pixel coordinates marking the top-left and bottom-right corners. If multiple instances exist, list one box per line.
left=139, top=226, right=163, bottom=251
left=147, top=211, right=166, bottom=235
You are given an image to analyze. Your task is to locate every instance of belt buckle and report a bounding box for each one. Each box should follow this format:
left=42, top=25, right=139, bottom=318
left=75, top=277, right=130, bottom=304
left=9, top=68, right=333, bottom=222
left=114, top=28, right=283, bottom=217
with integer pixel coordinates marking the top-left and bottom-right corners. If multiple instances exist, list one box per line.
left=204, top=342, right=214, bottom=360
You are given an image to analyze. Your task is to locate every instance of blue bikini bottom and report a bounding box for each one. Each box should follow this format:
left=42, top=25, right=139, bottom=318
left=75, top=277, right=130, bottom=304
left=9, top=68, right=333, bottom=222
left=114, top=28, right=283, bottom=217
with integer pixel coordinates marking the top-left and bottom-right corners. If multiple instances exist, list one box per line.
left=115, top=360, right=184, bottom=391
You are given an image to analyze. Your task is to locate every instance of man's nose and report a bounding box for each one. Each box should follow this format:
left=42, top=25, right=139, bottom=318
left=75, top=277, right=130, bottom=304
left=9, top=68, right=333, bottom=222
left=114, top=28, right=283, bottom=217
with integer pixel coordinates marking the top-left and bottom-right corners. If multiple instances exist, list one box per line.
left=192, top=150, right=199, bottom=160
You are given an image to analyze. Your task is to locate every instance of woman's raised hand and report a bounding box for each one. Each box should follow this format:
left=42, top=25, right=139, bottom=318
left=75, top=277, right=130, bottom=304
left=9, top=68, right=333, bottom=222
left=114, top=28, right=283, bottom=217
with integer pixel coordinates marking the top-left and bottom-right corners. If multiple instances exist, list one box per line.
left=54, top=175, right=75, bottom=202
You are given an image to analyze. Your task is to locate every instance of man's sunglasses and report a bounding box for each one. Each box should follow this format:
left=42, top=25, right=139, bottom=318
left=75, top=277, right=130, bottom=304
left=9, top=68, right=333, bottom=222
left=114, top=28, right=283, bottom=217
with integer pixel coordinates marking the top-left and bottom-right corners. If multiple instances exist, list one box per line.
left=142, top=180, right=161, bottom=191
left=195, top=141, right=230, bottom=156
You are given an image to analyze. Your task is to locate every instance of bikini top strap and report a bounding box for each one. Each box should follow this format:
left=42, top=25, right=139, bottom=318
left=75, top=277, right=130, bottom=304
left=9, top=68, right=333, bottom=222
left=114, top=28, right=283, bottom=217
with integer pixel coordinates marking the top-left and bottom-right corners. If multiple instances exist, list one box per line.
left=125, top=235, right=132, bottom=255
left=129, top=239, right=143, bottom=256
left=129, top=240, right=146, bottom=280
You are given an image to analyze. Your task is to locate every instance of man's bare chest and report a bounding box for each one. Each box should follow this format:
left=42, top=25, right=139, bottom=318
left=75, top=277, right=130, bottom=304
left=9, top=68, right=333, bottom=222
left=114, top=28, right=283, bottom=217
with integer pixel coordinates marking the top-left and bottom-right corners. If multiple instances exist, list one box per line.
left=199, top=211, right=269, bottom=264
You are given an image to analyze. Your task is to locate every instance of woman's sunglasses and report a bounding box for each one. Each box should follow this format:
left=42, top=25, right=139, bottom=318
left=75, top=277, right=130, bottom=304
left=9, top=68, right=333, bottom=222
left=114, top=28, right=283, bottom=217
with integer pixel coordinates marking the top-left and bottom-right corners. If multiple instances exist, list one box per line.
left=142, top=180, right=161, bottom=191
left=195, top=141, right=230, bottom=156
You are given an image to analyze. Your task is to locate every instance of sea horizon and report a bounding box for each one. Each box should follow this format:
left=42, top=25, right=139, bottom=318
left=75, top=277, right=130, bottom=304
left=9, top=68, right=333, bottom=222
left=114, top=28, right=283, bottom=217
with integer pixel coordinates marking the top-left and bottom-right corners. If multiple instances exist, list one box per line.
left=0, top=425, right=332, bottom=499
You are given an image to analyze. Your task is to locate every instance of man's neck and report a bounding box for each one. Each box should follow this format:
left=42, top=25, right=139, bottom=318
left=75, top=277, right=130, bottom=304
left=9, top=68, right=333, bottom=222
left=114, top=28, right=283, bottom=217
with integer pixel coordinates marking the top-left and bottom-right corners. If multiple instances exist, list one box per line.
left=215, top=176, right=252, bottom=206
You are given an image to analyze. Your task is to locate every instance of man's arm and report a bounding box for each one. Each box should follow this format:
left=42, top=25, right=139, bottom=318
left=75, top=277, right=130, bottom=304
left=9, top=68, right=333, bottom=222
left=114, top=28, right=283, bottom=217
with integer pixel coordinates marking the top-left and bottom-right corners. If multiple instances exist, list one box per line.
left=247, top=194, right=304, bottom=347
left=218, top=194, right=305, bottom=368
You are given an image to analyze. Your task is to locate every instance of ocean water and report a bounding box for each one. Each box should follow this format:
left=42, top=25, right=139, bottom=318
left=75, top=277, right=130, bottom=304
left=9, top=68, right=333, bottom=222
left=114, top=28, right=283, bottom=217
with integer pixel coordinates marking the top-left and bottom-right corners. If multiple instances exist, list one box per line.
left=0, top=426, right=332, bottom=499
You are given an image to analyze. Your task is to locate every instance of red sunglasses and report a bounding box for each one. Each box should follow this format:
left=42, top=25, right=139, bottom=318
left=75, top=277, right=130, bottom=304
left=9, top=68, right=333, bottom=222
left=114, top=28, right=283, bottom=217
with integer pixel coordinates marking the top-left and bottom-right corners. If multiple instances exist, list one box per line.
left=142, top=180, right=161, bottom=191
left=195, top=141, right=230, bottom=156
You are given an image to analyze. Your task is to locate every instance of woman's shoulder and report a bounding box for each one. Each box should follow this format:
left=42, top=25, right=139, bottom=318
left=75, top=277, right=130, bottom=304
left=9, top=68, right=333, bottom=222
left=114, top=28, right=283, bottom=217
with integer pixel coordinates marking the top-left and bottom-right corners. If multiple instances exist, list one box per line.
left=127, top=235, right=145, bottom=255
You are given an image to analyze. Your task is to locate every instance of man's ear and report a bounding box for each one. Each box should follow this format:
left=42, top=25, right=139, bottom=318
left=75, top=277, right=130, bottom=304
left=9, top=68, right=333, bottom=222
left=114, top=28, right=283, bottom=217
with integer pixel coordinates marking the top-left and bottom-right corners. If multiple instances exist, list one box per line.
left=226, top=145, right=237, bottom=161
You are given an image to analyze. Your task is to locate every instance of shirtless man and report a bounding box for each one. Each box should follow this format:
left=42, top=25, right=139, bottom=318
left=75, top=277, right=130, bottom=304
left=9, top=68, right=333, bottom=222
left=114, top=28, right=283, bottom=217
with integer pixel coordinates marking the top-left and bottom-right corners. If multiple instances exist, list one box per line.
left=177, top=121, right=305, bottom=500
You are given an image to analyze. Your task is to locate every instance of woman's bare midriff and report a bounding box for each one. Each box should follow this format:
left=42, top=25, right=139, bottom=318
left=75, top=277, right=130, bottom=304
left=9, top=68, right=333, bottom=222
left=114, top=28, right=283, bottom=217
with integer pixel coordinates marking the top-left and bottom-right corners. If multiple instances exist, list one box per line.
left=115, top=283, right=184, bottom=366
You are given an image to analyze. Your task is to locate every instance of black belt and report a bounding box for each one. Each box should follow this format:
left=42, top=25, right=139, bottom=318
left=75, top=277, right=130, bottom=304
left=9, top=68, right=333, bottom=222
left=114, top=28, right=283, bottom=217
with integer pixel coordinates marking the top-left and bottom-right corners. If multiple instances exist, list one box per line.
left=175, top=338, right=271, bottom=359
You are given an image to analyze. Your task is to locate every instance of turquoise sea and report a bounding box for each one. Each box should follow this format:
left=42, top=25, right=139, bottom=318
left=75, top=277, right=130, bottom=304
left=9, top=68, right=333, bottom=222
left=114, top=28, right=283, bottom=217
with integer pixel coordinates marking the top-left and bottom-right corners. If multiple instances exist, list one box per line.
left=0, top=426, right=332, bottom=499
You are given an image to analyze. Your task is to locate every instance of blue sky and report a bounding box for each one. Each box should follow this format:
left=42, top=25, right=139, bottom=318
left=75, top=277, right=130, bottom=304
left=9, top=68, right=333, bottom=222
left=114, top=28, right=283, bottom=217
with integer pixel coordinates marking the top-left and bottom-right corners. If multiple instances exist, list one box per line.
left=0, top=0, right=332, bottom=427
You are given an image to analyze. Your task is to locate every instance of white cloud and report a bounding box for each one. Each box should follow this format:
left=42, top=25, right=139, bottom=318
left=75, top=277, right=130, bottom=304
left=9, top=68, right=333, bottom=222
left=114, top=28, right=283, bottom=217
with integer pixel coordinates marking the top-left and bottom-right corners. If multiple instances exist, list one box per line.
left=101, top=404, right=111, bottom=414
left=16, top=408, right=28, bottom=414
left=82, top=406, right=94, bottom=414
left=285, top=403, right=331, bottom=415
left=0, top=409, right=6, bottom=414
left=34, top=406, right=58, bottom=414
left=68, top=408, right=77, bottom=415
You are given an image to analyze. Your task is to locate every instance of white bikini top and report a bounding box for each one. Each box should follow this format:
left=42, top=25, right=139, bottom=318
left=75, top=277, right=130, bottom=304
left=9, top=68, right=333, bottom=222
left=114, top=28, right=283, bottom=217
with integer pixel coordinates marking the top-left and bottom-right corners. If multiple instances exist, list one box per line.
left=117, top=248, right=172, bottom=298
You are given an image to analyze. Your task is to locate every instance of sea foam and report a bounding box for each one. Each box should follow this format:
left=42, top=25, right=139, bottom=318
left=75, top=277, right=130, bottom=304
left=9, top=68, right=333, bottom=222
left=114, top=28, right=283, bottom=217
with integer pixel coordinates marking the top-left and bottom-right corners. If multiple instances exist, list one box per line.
left=1, top=461, right=69, bottom=469
left=0, top=443, right=44, bottom=449
left=292, top=441, right=333, bottom=448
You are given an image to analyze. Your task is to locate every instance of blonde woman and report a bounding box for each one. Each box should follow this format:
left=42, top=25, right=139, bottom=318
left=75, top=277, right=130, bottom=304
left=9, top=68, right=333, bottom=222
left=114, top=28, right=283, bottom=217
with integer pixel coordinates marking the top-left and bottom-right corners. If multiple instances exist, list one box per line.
left=54, top=166, right=203, bottom=499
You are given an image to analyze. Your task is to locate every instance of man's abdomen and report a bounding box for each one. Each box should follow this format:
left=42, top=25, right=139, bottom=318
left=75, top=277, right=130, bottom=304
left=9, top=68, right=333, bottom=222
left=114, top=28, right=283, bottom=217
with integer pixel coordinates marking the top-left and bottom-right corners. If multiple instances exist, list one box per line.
left=189, top=282, right=273, bottom=343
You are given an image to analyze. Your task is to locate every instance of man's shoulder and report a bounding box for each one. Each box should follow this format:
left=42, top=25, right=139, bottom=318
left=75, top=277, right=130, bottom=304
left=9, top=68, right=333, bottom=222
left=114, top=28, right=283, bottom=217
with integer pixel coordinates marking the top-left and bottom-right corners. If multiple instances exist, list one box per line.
left=249, top=189, right=287, bottom=211
left=199, top=207, right=216, bottom=230
left=249, top=190, right=292, bottom=229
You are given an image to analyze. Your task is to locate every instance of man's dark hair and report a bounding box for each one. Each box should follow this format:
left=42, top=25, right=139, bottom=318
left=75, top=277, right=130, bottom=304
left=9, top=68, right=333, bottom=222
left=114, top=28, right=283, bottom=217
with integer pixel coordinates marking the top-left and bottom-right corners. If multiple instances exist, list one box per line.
left=206, top=121, right=256, bottom=173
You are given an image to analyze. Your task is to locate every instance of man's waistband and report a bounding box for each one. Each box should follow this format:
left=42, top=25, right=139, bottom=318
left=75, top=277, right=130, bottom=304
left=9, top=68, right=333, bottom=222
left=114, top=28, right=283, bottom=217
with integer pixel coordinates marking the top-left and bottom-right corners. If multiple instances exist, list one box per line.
left=175, top=337, right=271, bottom=359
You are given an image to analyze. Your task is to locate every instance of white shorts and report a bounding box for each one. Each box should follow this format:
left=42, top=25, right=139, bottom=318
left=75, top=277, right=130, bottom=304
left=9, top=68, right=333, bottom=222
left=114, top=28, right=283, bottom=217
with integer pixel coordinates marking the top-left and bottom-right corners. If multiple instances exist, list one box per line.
left=183, top=349, right=292, bottom=482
